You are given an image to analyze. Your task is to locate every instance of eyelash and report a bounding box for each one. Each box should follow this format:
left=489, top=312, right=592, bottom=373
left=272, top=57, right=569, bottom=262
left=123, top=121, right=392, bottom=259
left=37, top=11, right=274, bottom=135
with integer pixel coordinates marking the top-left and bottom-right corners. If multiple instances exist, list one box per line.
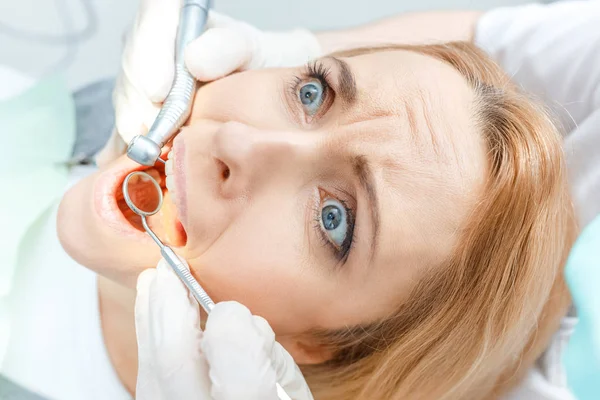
left=306, top=60, right=332, bottom=86
left=312, top=191, right=356, bottom=264
left=289, top=60, right=333, bottom=117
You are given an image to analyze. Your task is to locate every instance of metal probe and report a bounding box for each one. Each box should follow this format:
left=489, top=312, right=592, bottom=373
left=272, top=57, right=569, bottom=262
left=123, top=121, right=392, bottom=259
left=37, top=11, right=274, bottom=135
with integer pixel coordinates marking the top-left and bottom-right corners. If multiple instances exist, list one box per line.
left=127, top=0, right=211, bottom=166
left=145, top=218, right=216, bottom=313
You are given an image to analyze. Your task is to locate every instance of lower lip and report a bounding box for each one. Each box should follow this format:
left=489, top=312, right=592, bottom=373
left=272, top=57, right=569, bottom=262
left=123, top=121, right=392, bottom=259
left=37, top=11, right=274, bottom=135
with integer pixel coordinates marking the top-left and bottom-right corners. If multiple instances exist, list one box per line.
left=172, top=135, right=189, bottom=225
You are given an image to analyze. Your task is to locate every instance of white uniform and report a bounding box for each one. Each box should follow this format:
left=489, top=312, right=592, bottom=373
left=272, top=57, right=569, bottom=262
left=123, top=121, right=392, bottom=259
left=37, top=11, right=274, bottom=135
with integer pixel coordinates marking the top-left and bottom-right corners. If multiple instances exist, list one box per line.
left=1, top=1, right=599, bottom=399
left=476, top=0, right=600, bottom=227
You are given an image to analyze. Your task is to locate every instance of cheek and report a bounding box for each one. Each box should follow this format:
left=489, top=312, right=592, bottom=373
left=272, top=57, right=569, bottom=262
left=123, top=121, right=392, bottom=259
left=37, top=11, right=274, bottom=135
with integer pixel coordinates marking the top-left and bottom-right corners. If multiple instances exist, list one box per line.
left=185, top=198, right=326, bottom=335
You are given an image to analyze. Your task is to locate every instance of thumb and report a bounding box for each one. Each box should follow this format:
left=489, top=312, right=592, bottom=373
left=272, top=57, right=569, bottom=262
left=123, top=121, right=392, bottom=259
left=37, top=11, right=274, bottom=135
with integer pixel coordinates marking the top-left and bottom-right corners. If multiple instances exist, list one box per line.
left=185, top=27, right=253, bottom=81
left=250, top=318, right=314, bottom=400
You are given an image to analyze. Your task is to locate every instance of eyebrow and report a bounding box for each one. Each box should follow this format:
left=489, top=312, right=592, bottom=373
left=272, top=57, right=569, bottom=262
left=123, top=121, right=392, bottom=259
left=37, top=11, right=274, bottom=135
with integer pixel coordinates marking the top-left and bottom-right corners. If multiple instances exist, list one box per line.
left=328, top=56, right=358, bottom=106
left=352, top=155, right=380, bottom=260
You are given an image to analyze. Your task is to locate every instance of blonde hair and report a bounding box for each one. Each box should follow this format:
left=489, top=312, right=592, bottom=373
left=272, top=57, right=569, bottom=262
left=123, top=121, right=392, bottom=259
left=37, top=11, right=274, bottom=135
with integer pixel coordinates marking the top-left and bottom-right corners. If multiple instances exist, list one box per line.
left=301, top=42, right=577, bottom=399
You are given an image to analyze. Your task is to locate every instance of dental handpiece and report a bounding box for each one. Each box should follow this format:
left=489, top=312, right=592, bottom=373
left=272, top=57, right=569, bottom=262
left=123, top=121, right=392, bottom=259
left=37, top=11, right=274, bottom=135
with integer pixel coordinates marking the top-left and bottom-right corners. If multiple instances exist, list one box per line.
left=127, top=0, right=211, bottom=166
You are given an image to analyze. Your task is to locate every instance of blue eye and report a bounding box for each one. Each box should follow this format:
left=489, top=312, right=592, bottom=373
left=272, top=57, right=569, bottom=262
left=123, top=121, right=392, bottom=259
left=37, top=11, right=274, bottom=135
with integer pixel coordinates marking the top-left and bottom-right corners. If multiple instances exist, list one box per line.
left=320, top=199, right=348, bottom=248
left=298, top=81, right=324, bottom=115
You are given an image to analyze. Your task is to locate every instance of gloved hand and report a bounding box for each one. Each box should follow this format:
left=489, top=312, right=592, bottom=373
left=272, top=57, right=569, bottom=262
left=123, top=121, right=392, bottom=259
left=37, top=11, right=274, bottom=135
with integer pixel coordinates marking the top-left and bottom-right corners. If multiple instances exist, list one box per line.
left=96, top=2, right=321, bottom=165
left=135, top=258, right=314, bottom=400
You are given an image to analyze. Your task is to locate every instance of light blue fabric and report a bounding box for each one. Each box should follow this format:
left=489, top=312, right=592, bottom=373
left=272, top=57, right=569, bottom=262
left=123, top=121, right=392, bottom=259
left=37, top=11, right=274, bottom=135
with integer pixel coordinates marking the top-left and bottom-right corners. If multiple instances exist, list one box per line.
left=564, top=213, right=600, bottom=399
left=0, top=374, right=48, bottom=399
left=0, top=75, right=75, bottom=365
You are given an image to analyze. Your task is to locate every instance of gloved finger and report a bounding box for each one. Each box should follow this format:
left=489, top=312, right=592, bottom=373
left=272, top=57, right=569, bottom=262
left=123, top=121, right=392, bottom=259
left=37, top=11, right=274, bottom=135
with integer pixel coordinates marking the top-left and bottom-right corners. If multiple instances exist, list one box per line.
left=95, top=128, right=128, bottom=167
left=151, top=259, right=208, bottom=375
left=202, top=301, right=279, bottom=400
left=185, top=28, right=253, bottom=81
left=271, top=342, right=314, bottom=400
left=206, top=10, right=241, bottom=30
left=135, top=268, right=158, bottom=355
left=136, top=258, right=211, bottom=399
left=139, top=96, right=162, bottom=136
left=246, top=318, right=314, bottom=400
left=126, top=0, right=181, bottom=102
left=135, top=268, right=163, bottom=399
left=113, top=73, right=161, bottom=144
left=149, top=259, right=201, bottom=348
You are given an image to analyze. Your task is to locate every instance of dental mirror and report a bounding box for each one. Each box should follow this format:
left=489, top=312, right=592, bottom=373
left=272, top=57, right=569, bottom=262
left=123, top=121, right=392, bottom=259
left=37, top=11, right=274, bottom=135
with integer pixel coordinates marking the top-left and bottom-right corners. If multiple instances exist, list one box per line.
left=122, top=170, right=216, bottom=314
left=123, top=171, right=163, bottom=217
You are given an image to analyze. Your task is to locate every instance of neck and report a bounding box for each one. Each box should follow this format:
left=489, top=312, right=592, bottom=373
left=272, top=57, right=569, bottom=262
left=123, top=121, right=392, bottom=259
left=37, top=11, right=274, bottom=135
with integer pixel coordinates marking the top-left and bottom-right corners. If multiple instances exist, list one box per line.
left=98, top=275, right=138, bottom=395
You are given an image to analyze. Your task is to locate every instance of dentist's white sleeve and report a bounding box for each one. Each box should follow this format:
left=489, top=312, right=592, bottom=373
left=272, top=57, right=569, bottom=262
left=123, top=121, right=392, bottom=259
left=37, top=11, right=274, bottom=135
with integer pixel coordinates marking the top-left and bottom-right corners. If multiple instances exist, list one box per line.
left=475, top=0, right=600, bottom=132
left=476, top=0, right=600, bottom=227
left=475, top=2, right=600, bottom=399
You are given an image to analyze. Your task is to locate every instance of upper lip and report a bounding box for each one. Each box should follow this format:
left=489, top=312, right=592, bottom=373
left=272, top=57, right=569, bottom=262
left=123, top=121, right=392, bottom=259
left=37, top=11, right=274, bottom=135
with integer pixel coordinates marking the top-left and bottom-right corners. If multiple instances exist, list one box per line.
left=169, top=135, right=188, bottom=227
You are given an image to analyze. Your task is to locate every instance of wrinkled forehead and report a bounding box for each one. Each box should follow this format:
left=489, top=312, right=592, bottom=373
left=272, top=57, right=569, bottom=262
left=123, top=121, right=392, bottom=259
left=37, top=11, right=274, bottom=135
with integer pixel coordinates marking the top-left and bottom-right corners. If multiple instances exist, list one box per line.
left=333, top=49, right=482, bottom=181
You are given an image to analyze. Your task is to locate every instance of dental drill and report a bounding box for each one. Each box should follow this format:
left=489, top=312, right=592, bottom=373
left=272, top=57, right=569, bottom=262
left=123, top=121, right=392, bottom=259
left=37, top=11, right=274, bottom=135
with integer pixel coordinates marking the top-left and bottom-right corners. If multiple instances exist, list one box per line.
left=127, top=0, right=211, bottom=166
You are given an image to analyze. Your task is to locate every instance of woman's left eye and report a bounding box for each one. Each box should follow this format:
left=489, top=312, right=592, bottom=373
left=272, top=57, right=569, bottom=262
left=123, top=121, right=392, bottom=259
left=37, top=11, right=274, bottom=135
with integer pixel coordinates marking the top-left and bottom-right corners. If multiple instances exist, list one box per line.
left=320, top=198, right=349, bottom=249
left=298, top=80, right=325, bottom=116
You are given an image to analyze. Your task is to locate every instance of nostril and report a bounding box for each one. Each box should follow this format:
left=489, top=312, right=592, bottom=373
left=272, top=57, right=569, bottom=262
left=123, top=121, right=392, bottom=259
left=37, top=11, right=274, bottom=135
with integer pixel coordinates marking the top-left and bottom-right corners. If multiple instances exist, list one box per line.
left=215, top=158, right=230, bottom=181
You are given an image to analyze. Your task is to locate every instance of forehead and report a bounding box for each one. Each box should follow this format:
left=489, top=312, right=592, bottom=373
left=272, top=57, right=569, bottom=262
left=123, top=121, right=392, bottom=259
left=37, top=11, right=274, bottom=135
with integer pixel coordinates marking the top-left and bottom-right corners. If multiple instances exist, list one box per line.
left=331, top=49, right=481, bottom=183
left=340, top=49, right=472, bottom=131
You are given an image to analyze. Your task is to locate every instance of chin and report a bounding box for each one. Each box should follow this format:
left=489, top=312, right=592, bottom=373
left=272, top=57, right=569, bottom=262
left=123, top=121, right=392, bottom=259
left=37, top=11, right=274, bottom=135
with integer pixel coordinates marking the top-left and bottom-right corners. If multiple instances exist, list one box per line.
left=57, top=148, right=188, bottom=288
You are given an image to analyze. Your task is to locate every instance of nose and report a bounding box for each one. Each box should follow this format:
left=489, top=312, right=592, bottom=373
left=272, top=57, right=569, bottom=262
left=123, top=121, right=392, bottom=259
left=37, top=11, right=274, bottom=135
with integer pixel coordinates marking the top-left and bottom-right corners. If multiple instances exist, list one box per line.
left=211, top=121, right=304, bottom=199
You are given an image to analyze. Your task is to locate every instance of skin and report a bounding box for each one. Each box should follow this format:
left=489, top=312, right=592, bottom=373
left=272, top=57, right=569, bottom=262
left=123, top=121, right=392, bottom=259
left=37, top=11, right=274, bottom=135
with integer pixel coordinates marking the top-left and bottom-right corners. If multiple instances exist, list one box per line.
left=57, top=49, right=487, bottom=387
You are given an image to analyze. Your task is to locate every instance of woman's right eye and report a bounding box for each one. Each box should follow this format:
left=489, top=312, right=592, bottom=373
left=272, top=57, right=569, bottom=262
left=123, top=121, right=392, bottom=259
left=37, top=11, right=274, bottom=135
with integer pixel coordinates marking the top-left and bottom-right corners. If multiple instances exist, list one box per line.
left=314, top=193, right=355, bottom=263
left=298, top=80, right=325, bottom=116
left=321, top=198, right=349, bottom=248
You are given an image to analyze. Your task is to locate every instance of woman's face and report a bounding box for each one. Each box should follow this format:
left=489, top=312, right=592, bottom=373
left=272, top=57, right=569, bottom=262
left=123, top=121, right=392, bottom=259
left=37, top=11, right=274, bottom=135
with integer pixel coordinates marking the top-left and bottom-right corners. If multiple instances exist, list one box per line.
left=58, top=49, right=487, bottom=351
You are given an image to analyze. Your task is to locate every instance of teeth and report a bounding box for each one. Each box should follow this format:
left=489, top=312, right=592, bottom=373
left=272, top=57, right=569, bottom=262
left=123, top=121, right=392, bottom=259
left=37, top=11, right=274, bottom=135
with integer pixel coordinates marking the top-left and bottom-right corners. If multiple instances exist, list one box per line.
left=166, top=175, right=175, bottom=192
left=165, top=158, right=173, bottom=175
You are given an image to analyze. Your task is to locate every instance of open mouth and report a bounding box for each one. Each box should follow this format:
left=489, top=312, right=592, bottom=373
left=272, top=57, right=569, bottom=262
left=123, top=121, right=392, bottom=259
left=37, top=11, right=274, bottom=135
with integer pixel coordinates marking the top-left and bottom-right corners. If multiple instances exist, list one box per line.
left=114, top=149, right=188, bottom=248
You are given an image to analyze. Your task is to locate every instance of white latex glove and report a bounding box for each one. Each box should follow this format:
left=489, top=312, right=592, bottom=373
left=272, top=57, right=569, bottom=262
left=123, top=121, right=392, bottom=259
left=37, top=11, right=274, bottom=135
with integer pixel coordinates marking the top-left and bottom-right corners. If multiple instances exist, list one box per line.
left=96, top=2, right=321, bottom=165
left=135, top=258, right=314, bottom=400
